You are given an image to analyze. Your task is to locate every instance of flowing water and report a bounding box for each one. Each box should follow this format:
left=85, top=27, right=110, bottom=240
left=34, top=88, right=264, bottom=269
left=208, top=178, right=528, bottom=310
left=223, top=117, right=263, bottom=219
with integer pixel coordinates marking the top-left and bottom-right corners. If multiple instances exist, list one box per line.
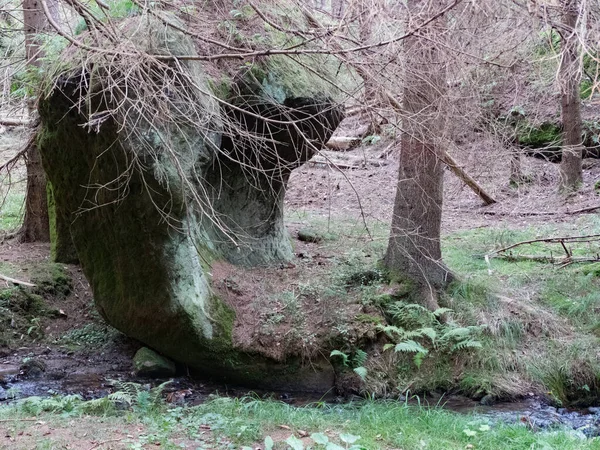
left=1, top=355, right=599, bottom=439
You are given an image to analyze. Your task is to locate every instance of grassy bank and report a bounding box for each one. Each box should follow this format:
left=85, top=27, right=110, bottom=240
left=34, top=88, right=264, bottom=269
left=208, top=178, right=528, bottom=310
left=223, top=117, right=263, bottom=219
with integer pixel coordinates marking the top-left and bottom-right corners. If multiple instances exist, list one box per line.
left=286, top=212, right=600, bottom=405
left=1, top=393, right=598, bottom=449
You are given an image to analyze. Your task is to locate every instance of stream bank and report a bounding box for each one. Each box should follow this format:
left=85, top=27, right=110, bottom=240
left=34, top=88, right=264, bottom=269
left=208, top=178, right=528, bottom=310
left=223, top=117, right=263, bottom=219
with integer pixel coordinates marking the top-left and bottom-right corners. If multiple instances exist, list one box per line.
left=2, top=348, right=600, bottom=440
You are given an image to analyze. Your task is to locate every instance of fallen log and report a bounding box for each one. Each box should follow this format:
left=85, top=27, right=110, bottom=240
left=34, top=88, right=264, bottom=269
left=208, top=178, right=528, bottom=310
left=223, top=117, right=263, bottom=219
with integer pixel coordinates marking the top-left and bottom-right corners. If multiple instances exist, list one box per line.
left=0, top=118, right=31, bottom=127
left=310, top=152, right=391, bottom=169
left=489, top=234, right=600, bottom=255
left=492, top=254, right=600, bottom=265
left=325, top=136, right=361, bottom=151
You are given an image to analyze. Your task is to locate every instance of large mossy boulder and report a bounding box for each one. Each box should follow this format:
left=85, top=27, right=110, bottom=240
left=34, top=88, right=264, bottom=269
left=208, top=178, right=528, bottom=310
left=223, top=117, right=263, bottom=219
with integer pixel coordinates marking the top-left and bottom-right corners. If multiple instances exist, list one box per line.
left=511, top=120, right=600, bottom=162
left=37, top=11, right=346, bottom=390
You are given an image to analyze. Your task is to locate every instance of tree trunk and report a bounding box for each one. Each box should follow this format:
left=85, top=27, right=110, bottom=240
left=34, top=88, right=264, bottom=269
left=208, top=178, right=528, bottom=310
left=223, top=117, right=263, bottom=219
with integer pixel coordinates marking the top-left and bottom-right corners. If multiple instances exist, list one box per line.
left=20, top=0, right=50, bottom=242
left=558, top=0, right=583, bottom=192
left=384, top=0, right=453, bottom=309
left=356, top=0, right=382, bottom=131
left=332, top=0, right=346, bottom=18
left=20, top=135, right=50, bottom=242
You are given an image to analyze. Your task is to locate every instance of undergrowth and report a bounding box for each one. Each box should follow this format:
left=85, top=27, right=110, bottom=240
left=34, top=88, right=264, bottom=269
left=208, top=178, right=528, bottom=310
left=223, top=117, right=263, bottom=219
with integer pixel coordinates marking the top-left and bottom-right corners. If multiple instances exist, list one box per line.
left=442, top=214, right=600, bottom=404
left=1, top=392, right=598, bottom=449
left=287, top=212, right=600, bottom=405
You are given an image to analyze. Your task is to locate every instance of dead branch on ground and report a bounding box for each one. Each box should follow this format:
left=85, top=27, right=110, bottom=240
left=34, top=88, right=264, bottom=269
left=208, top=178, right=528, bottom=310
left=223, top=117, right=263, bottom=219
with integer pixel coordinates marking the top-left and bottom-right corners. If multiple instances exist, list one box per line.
left=325, top=136, right=361, bottom=151
left=487, top=233, right=600, bottom=267
left=0, top=273, right=36, bottom=287
left=493, top=253, right=600, bottom=265
left=0, top=118, right=31, bottom=127
left=489, top=234, right=600, bottom=255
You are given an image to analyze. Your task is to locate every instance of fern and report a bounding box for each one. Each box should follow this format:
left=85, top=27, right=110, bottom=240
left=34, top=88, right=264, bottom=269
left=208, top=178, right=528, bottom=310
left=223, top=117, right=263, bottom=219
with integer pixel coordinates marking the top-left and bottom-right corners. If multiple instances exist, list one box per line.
left=440, top=326, right=476, bottom=340
left=107, top=390, right=134, bottom=406
left=451, top=340, right=483, bottom=352
left=109, top=380, right=146, bottom=399
left=106, top=379, right=171, bottom=413
left=352, top=349, right=368, bottom=368
left=148, top=380, right=172, bottom=407
left=413, top=351, right=426, bottom=369
left=433, top=307, right=453, bottom=318
left=353, top=367, right=368, bottom=381
left=394, top=340, right=429, bottom=355
left=79, top=396, right=117, bottom=415
left=330, top=349, right=350, bottom=365
left=19, top=395, right=84, bottom=415
left=381, top=301, right=482, bottom=368
left=417, top=327, right=437, bottom=342
left=376, top=324, right=406, bottom=338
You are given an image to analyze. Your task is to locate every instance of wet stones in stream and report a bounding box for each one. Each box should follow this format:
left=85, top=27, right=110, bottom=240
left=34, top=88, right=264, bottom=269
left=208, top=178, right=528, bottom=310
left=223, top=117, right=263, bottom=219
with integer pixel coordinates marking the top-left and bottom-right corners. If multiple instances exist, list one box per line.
left=20, top=358, right=47, bottom=379
left=482, top=402, right=600, bottom=438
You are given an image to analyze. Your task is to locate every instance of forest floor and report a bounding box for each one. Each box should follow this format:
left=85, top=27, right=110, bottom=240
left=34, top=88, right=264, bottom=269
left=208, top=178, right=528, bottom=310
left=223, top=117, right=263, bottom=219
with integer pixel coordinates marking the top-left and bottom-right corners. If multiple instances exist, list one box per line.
left=3, top=120, right=600, bottom=448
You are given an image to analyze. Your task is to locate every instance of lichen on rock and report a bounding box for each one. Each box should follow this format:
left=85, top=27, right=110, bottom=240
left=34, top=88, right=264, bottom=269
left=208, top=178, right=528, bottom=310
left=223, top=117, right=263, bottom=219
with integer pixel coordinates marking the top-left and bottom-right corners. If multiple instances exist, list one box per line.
left=37, top=9, right=346, bottom=390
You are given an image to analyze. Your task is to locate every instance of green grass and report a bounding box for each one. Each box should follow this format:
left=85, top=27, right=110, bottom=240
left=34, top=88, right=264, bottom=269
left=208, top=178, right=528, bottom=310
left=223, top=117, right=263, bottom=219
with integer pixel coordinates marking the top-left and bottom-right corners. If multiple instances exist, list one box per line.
left=281, top=212, right=600, bottom=404
left=54, top=323, right=123, bottom=349
left=442, top=215, right=600, bottom=329
left=1, top=394, right=599, bottom=449
left=0, top=183, right=25, bottom=231
left=441, top=215, right=600, bottom=404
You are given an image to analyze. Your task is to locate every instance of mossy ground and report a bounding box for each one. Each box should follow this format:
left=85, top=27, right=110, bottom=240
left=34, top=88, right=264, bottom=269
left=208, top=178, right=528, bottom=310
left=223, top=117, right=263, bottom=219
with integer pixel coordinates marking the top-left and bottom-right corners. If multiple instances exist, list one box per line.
left=0, top=262, right=75, bottom=347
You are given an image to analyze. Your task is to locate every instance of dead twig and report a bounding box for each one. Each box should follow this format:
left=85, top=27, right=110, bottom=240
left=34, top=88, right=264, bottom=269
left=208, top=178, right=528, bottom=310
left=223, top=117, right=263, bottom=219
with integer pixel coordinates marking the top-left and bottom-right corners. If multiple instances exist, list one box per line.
left=476, top=210, right=556, bottom=217
left=0, top=120, right=39, bottom=173
left=567, top=204, right=600, bottom=215
left=489, top=234, right=600, bottom=255
left=0, top=118, right=30, bottom=127
left=0, top=147, right=28, bottom=173
left=0, top=273, right=35, bottom=287
left=492, top=254, right=600, bottom=265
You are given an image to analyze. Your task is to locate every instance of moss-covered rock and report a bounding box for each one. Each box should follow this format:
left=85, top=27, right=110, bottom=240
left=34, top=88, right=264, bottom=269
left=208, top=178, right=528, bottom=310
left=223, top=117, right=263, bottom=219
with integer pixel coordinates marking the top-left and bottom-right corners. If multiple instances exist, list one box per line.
left=514, top=120, right=600, bottom=161
left=133, top=347, right=177, bottom=378
left=29, top=263, right=72, bottom=298
left=37, top=11, right=344, bottom=391
left=297, top=229, right=324, bottom=243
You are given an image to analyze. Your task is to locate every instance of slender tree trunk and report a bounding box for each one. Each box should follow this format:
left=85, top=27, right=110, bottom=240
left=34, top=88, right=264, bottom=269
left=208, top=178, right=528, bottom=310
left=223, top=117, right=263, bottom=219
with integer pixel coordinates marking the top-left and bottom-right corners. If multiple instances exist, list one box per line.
left=356, top=0, right=382, bottom=132
left=332, top=0, right=345, bottom=18
left=20, top=0, right=50, bottom=242
left=384, top=0, right=453, bottom=309
left=509, top=150, right=523, bottom=185
left=558, top=0, right=583, bottom=192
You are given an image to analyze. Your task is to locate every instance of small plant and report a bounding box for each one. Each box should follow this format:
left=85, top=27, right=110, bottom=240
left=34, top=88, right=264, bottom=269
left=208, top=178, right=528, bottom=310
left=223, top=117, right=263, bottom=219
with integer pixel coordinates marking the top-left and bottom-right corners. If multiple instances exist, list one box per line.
left=19, top=395, right=83, bottom=416
left=361, top=135, right=381, bottom=145
left=255, top=432, right=366, bottom=450
left=56, top=323, right=118, bottom=348
left=106, top=379, right=172, bottom=414
left=380, top=303, right=483, bottom=368
left=330, top=349, right=368, bottom=380
left=26, top=317, right=43, bottom=339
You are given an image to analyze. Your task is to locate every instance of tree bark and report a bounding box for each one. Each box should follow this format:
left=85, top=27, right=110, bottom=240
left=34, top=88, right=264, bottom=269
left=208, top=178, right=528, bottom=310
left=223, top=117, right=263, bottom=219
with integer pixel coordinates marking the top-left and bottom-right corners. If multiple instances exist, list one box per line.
left=20, top=134, right=50, bottom=242
left=300, top=3, right=496, bottom=206
left=384, top=0, right=453, bottom=309
left=20, top=0, right=50, bottom=242
left=558, top=0, right=583, bottom=192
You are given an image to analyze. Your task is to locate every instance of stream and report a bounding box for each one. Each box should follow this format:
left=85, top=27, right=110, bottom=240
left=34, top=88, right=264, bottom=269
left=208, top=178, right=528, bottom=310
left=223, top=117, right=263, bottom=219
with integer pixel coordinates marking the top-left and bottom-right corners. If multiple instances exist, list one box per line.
left=1, top=351, right=600, bottom=439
